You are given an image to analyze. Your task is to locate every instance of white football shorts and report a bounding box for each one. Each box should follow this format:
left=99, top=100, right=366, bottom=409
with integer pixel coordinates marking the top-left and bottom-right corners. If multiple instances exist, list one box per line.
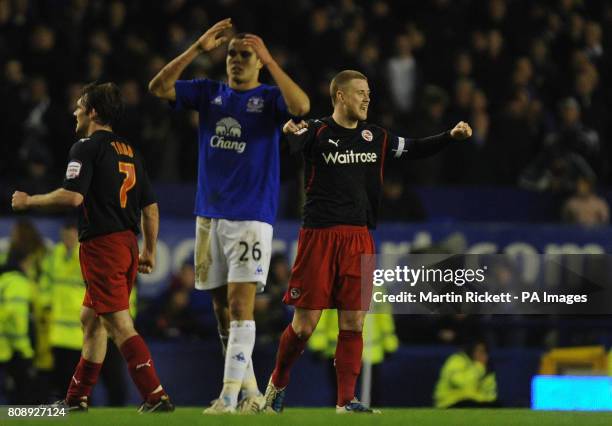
left=194, top=217, right=272, bottom=292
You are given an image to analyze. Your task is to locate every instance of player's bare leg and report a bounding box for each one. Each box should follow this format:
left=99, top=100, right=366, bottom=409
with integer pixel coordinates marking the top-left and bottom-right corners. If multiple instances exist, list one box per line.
left=211, top=286, right=230, bottom=352
left=81, top=306, right=108, bottom=363
left=206, top=282, right=260, bottom=413
left=335, top=310, right=379, bottom=414
left=101, top=309, right=174, bottom=412
left=265, top=308, right=323, bottom=413
left=59, top=307, right=107, bottom=411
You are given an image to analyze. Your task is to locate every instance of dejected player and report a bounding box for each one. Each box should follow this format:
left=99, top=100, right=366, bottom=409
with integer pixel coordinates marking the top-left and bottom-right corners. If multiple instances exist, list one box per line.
left=264, top=70, right=472, bottom=414
left=148, top=18, right=309, bottom=414
left=11, top=82, right=173, bottom=413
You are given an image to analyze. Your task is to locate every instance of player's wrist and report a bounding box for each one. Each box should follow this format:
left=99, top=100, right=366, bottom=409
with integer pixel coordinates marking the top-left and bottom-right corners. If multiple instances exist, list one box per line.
left=192, top=42, right=204, bottom=53
left=264, top=58, right=278, bottom=68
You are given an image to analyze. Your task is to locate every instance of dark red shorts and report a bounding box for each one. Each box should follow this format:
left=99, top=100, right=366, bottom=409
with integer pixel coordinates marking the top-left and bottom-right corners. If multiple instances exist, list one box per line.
left=80, top=230, right=138, bottom=314
left=283, top=225, right=375, bottom=310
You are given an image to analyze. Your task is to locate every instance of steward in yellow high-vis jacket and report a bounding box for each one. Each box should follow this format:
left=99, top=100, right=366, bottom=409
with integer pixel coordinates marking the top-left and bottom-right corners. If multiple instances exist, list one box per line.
left=434, top=340, right=498, bottom=408
left=39, top=222, right=85, bottom=397
left=0, top=247, right=36, bottom=403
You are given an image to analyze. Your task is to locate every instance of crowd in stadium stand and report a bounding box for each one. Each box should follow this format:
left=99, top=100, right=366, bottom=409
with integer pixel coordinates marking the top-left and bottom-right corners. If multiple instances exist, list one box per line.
left=1, top=0, right=610, bottom=195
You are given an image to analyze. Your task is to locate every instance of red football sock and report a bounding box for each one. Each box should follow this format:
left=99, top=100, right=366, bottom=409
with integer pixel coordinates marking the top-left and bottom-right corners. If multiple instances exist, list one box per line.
left=119, top=335, right=165, bottom=403
left=271, top=324, right=308, bottom=388
left=66, top=356, right=102, bottom=403
left=335, top=330, right=363, bottom=407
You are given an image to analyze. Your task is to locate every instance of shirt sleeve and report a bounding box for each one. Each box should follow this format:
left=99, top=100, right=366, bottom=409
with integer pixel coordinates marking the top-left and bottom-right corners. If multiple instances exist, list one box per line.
left=285, top=119, right=318, bottom=155
left=62, top=140, right=96, bottom=196
left=139, top=161, right=157, bottom=208
left=172, top=78, right=209, bottom=111
left=386, top=130, right=453, bottom=160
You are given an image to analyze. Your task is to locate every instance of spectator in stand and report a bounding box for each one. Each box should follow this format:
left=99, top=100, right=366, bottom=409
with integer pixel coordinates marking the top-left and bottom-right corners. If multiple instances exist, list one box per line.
left=483, top=88, right=538, bottom=185
left=387, top=33, right=418, bottom=114
left=561, top=176, right=610, bottom=226
left=544, top=97, right=603, bottom=178
left=572, top=65, right=606, bottom=137
left=20, top=76, right=62, bottom=176
left=153, top=261, right=206, bottom=339
left=405, top=85, right=450, bottom=185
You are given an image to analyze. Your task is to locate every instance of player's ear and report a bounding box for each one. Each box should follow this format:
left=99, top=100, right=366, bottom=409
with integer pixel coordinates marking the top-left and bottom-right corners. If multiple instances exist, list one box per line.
left=255, top=57, right=263, bottom=71
left=337, top=90, right=344, bottom=105
left=88, top=107, right=99, bottom=122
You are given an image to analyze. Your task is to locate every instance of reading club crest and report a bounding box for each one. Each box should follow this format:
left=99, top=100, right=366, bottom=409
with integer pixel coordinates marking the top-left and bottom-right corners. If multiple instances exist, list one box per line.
left=246, top=96, right=264, bottom=113
left=361, top=129, right=373, bottom=142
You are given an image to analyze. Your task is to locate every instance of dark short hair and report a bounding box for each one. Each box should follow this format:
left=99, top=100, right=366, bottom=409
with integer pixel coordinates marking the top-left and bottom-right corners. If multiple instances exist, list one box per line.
left=81, top=82, right=123, bottom=128
left=329, top=70, right=367, bottom=107
left=231, top=32, right=248, bottom=41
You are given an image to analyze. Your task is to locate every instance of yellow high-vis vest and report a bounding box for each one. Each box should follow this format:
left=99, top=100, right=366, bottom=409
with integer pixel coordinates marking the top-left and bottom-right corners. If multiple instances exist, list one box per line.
left=433, top=352, right=497, bottom=408
left=40, top=243, right=85, bottom=351
left=0, top=270, right=34, bottom=362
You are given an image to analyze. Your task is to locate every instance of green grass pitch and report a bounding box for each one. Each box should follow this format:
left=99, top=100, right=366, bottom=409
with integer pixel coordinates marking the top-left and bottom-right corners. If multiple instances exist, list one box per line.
left=4, top=407, right=612, bottom=426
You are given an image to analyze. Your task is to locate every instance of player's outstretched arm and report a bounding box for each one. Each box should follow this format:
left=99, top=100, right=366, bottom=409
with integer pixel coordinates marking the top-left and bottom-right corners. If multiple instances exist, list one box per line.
left=243, top=34, right=310, bottom=117
left=12, top=188, right=83, bottom=211
left=392, top=121, right=473, bottom=160
left=148, top=18, right=233, bottom=101
left=139, top=203, right=159, bottom=274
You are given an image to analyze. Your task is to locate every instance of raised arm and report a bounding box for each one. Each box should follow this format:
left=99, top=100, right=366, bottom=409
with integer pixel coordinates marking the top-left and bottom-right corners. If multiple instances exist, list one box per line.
left=392, top=121, right=472, bottom=159
left=139, top=202, right=159, bottom=274
left=244, top=34, right=310, bottom=116
left=148, top=18, right=233, bottom=101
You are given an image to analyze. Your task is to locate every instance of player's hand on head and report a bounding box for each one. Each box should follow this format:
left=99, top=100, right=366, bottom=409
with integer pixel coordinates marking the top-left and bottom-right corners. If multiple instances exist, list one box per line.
left=450, top=121, right=473, bottom=140
left=197, top=18, right=232, bottom=52
left=242, top=34, right=274, bottom=66
left=138, top=252, right=155, bottom=274
left=283, top=119, right=308, bottom=135
left=11, top=191, right=29, bottom=211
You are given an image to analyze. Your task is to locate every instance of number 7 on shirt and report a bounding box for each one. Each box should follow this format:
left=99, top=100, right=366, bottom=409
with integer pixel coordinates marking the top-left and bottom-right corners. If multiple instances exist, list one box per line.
left=118, top=162, right=136, bottom=208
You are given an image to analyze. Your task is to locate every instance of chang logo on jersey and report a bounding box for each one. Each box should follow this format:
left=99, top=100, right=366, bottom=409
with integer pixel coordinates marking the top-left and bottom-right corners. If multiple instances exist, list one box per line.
left=322, top=150, right=378, bottom=165
left=210, top=117, right=246, bottom=154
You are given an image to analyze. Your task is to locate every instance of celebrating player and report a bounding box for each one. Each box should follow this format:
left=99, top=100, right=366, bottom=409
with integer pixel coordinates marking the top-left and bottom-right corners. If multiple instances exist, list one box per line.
left=11, top=82, right=173, bottom=413
left=264, top=70, right=472, bottom=414
left=148, top=18, right=309, bottom=413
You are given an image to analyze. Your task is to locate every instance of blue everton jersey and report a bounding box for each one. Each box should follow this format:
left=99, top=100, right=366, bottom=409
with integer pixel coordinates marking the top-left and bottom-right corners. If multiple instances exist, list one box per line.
left=174, top=79, right=289, bottom=224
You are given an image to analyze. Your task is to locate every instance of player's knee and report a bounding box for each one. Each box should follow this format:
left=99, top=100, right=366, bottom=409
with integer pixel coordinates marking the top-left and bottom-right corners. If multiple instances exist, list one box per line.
left=291, top=322, right=316, bottom=340
left=105, top=319, right=136, bottom=344
left=338, top=317, right=364, bottom=332
left=212, top=299, right=228, bottom=318
left=82, top=318, right=104, bottom=339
